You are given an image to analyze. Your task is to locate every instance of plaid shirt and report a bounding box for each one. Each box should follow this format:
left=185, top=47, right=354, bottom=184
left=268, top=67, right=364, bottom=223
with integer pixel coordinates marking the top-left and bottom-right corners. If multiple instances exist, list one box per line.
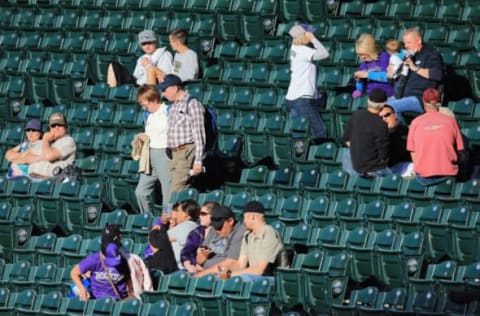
left=167, top=92, right=205, bottom=164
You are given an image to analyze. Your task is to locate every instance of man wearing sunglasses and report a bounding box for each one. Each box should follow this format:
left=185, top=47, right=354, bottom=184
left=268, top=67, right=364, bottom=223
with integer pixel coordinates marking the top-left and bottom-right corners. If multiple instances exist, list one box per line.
left=107, top=30, right=173, bottom=87
left=26, top=112, right=76, bottom=179
left=378, top=105, right=412, bottom=176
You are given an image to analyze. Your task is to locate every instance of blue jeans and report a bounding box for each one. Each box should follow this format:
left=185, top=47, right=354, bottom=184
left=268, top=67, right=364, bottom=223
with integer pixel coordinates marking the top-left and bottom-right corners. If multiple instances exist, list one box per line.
left=287, top=97, right=327, bottom=139
left=386, top=96, right=423, bottom=121
left=341, top=148, right=392, bottom=177
left=135, top=148, right=171, bottom=212
left=415, top=175, right=453, bottom=187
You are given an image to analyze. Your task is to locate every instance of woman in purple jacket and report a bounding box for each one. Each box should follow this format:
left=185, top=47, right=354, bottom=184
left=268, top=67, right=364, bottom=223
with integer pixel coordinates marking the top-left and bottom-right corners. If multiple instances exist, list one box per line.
left=352, top=34, right=393, bottom=98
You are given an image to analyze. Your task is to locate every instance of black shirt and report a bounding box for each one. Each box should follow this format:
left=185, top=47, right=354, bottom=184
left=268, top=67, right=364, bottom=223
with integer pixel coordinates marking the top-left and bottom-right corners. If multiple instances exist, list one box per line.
left=388, top=123, right=411, bottom=167
left=343, top=109, right=390, bottom=174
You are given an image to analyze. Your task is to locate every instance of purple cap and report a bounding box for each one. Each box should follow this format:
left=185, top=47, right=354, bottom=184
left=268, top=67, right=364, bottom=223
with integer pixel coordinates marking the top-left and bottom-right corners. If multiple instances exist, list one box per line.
left=104, top=243, right=122, bottom=266
left=25, top=119, right=42, bottom=131
left=288, top=23, right=316, bottom=38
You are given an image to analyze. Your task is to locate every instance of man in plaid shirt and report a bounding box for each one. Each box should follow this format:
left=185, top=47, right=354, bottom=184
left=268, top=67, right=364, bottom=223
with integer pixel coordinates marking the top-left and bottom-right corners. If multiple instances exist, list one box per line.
left=159, top=74, right=206, bottom=198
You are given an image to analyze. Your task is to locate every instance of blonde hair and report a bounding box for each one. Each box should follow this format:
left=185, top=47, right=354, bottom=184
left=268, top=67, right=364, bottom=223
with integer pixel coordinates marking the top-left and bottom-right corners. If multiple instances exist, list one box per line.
left=355, top=34, right=378, bottom=60
left=385, top=39, right=402, bottom=55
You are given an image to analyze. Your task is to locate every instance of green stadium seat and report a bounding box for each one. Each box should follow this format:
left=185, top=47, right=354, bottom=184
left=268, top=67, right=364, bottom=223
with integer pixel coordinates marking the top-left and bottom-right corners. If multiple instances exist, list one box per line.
left=169, top=11, right=194, bottom=33
left=373, top=18, right=399, bottom=43
left=0, top=261, right=31, bottom=289
left=122, top=212, right=154, bottom=244
left=216, top=108, right=236, bottom=130
left=423, top=22, right=449, bottom=46
left=227, top=86, right=254, bottom=110
left=0, top=288, right=36, bottom=314
left=0, top=287, right=10, bottom=309
left=170, top=274, right=217, bottom=307
left=241, top=132, right=271, bottom=166
left=216, top=13, right=239, bottom=41
left=358, top=287, right=407, bottom=314
left=238, top=41, right=263, bottom=60
left=207, top=0, right=231, bottom=12
left=78, top=9, right=103, bottom=30
left=123, top=10, right=149, bottom=32
left=63, top=236, right=102, bottom=267
left=301, top=189, right=330, bottom=227
left=169, top=188, right=199, bottom=204
left=386, top=1, right=413, bottom=17
left=289, top=162, right=321, bottom=190
left=12, top=232, right=57, bottom=265
left=111, top=298, right=143, bottom=316
left=93, top=128, right=119, bottom=154
left=303, top=252, right=350, bottom=314
left=447, top=23, right=474, bottom=50
left=461, top=0, right=480, bottom=22
left=85, top=296, right=115, bottom=315
left=191, top=13, right=216, bottom=38
left=185, top=0, right=209, bottom=12
left=267, top=62, right=290, bottom=88
left=244, top=62, right=269, bottom=84
left=139, top=300, right=170, bottom=316
left=82, top=209, right=128, bottom=239
left=282, top=222, right=311, bottom=251
left=239, top=14, right=268, bottom=42
left=226, top=278, right=274, bottom=316
left=261, top=38, right=289, bottom=62
left=216, top=131, right=243, bottom=159
left=436, top=0, right=463, bottom=21
left=201, top=83, right=228, bottom=107
left=331, top=286, right=379, bottom=315
left=143, top=270, right=192, bottom=304
left=197, top=189, right=224, bottom=206
left=37, top=233, right=82, bottom=266
left=11, top=262, right=58, bottom=293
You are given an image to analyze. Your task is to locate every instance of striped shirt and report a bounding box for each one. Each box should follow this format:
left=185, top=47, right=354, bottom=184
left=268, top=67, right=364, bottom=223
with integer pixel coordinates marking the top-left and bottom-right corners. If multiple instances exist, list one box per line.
left=167, top=92, right=205, bottom=164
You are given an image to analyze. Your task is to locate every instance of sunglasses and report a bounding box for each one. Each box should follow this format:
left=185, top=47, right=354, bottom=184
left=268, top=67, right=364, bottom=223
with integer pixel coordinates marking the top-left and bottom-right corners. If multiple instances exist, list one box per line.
left=200, top=211, right=210, bottom=216
left=25, top=129, right=39, bottom=132
left=141, top=41, right=156, bottom=46
left=50, top=124, right=64, bottom=128
left=380, top=112, right=393, bottom=118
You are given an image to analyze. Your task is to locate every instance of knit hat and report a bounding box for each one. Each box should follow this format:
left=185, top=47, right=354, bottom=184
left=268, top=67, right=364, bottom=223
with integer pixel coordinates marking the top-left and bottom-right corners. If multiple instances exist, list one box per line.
left=243, top=201, right=265, bottom=214
left=368, top=88, right=387, bottom=103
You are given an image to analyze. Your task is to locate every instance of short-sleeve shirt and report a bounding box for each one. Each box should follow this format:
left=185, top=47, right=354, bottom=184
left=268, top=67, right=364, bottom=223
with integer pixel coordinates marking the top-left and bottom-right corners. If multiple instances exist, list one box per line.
left=239, top=224, right=289, bottom=275
left=78, top=252, right=129, bottom=301
left=173, top=49, right=199, bottom=82
left=202, top=222, right=246, bottom=268
left=28, top=135, right=76, bottom=177
left=168, top=220, right=199, bottom=269
left=133, top=47, right=173, bottom=85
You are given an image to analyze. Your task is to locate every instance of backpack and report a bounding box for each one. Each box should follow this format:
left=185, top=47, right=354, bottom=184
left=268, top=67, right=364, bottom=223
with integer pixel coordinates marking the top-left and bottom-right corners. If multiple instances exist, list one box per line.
left=187, top=96, right=218, bottom=158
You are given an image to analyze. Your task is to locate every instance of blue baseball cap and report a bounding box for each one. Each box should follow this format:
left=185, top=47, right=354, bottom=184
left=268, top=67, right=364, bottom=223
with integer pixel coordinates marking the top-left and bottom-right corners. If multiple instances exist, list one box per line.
left=104, top=243, right=122, bottom=266
left=157, top=74, right=183, bottom=92
left=25, top=119, right=42, bottom=131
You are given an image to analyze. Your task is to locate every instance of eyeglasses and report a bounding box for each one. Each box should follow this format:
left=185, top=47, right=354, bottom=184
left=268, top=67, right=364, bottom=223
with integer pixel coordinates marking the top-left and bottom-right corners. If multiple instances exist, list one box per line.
left=25, top=129, right=38, bottom=132
left=141, top=41, right=156, bottom=46
left=200, top=212, right=210, bottom=216
left=50, top=124, right=64, bottom=128
left=380, top=112, right=393, bottom=118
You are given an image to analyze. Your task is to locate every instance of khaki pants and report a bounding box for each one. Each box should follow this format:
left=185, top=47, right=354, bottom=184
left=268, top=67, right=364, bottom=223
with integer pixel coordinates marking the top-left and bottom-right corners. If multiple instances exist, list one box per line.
left=168, top=144, right=196, bottom=199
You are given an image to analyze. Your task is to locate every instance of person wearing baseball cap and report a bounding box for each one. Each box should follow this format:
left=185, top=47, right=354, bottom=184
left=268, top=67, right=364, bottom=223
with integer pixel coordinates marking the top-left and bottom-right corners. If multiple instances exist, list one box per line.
left=195, top=201, right=289, bottom=280
left=342, top=88, right=392, bottom=177
left=285, top=23, right=330, bottom=141
left=107, top=29, right=173, bottom=87
left=5, top=118, right=43, bottom=178
left=26, top=112, right=76, bottom=179
left=193, top=205, right=246, bottom=276
left=162, top=73, right=207, bottom=198
left=407, top=88, right=465, bottom=186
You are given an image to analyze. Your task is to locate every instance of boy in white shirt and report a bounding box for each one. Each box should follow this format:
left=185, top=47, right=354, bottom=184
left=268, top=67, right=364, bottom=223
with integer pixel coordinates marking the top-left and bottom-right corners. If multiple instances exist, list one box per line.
left=107, top=30, right=173, bottom=87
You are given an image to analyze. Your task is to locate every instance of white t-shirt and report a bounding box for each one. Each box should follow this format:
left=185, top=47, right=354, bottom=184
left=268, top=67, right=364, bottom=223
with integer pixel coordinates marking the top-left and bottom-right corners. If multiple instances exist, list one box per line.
left=133, top=47, right=173, bottom=85
left=145, top=104, right=168, bottom=149
left=28, top=135, right=77, bottom=177
left=286, top=45, right=318, bottom=100
left=172, top=49, right=199, bottom=81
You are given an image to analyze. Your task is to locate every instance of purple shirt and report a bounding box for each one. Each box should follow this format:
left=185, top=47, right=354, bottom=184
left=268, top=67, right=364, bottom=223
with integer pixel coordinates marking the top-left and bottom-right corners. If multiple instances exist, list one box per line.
left=358, top=51, right=393, bottom=96
left=78, top=252, right=129, bottom=300
left=180, top=226, right=206, bottom=265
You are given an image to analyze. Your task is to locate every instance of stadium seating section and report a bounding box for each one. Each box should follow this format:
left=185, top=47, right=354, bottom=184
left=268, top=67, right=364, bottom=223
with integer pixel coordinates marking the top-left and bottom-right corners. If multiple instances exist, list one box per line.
left=0, top=0, right=479, bottom=314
